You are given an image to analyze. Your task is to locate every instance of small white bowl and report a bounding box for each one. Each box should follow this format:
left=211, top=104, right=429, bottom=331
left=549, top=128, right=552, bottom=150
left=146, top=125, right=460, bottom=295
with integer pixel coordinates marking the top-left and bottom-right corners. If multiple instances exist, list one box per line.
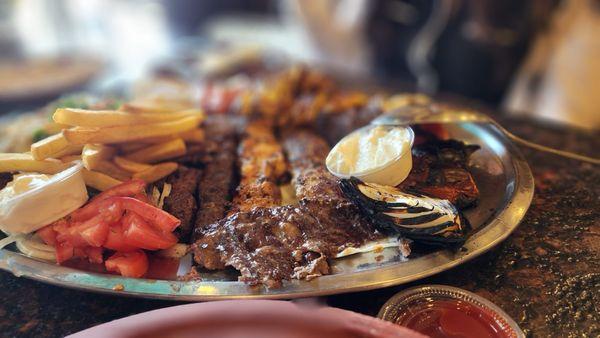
left=326, top=125, right=415, bottom=186
left=0, top=162, right=88, bottom=234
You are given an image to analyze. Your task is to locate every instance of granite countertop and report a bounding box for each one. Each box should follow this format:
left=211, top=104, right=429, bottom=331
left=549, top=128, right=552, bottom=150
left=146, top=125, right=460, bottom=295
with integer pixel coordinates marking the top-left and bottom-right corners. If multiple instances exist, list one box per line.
left=0, top=116, right=598, bottom=338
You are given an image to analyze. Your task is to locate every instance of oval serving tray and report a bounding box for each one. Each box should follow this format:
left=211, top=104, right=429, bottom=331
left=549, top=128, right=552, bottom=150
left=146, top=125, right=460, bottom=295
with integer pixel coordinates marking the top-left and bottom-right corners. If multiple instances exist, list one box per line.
left=0, top=122, right=534, bottom=300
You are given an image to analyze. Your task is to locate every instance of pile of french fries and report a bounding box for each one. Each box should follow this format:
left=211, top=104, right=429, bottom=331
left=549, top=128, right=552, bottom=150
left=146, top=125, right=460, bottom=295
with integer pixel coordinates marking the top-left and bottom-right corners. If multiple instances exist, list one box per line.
left=0, top=102, right=205, bottom=191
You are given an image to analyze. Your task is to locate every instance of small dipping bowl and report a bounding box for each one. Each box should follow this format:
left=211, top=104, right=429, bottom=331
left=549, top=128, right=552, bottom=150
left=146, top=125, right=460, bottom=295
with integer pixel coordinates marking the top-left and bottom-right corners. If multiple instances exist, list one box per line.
left=0, top=162, right=88, bottom=234
left=378, top=285, right=525, bottom=338
left=326, top=125, right=415, bottom=186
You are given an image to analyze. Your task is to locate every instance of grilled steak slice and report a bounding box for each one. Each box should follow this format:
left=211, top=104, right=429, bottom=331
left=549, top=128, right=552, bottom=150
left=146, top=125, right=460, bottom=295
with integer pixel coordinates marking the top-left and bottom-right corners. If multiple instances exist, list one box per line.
left=193, top=205, right=377, bottom=288
left=192, top=117, right=239, bottom=242
left=230, top=120, right=287, bottom=213
left=163, top=166, right=202, bottom=242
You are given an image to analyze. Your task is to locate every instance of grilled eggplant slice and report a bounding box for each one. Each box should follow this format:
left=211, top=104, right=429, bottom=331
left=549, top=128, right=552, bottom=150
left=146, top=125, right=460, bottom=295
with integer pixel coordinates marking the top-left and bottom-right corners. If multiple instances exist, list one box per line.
left=340, top=177, right=468, bottom=247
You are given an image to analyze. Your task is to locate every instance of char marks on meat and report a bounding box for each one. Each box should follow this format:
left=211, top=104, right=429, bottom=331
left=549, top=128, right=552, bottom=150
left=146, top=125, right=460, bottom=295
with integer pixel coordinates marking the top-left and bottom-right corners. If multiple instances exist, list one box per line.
left=192, top=129, right=383, bottom=288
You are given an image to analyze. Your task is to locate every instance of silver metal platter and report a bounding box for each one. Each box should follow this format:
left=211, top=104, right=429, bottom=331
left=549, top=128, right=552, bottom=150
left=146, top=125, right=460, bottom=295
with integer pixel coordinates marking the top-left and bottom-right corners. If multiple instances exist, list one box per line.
left=0, top=122, right=534, bottom=300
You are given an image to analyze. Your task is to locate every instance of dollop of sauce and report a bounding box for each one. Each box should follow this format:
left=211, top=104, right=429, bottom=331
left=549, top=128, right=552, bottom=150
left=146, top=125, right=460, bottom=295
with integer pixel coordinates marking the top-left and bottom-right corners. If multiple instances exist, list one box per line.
left=326, top=126, right=414, bottom=186
left=0, top=173, right=51, bottom=203
left=395, top=298, right=513, bottom=338
left=0, top=164, right=88, bottom=234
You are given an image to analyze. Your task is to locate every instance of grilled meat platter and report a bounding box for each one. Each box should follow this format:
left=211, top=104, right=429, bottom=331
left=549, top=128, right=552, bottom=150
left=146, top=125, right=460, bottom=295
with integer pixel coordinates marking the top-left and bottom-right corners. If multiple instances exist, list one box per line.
left=0, top=66, right=483, bottom=289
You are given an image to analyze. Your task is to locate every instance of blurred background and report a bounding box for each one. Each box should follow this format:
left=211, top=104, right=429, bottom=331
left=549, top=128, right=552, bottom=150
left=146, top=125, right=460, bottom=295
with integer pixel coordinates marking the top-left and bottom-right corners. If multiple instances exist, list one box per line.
left=0, top=0, right=598, bottom=129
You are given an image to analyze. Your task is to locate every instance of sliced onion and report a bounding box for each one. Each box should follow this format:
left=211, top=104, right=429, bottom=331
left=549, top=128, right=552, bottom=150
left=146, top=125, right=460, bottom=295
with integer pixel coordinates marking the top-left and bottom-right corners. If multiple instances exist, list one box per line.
left=158, top=183, right=172, bottom=209
left=15, top=235, right=56, bottom=262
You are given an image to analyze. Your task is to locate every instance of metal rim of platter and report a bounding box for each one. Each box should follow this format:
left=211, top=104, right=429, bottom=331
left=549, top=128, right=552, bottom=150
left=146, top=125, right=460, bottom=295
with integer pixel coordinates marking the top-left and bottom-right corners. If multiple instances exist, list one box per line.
left=0, top=121, right=534, bottom=300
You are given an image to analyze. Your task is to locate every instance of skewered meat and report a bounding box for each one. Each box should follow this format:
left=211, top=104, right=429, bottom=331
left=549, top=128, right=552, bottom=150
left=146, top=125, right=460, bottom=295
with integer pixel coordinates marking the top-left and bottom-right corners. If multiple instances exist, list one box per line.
left=192, top=117, right=239, bottom=242
left=163, top=166, right=202, bottom=242
left=230, top=120, right=287, bottom=213
left=192, top=130, right=383, bottom=288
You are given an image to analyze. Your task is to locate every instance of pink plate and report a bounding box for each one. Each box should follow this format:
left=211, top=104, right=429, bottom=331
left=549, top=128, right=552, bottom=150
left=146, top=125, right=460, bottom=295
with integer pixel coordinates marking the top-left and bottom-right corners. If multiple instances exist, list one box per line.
left=68, top=300, right=425, bottom=338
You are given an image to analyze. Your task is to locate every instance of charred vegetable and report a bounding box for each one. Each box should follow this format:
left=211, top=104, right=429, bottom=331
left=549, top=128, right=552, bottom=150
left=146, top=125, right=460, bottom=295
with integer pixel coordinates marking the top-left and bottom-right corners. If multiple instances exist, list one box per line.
left=340, top=177, right=468, bottom=247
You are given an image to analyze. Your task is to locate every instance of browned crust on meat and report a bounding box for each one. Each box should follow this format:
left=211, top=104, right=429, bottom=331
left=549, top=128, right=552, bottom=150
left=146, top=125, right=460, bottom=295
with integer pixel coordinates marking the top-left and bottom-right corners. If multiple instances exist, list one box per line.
left=229, top=120, right=287, bottom=213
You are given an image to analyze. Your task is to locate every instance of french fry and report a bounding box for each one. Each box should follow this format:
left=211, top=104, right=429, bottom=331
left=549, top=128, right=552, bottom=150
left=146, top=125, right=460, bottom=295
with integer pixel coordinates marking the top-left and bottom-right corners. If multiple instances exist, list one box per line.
left=81, top=169, right=122, bottom=191
left=31, top=133, right=82, bottom=160
left=117, top=143, right=149, bottom=153
left=94, top=161, right=132, bottom=181
left=116, top=128, right=205, bottom=145
left=133, top=162, right=178, bottom=183
left=53, top=108, right=203, bottom=128
left=113, top=156, right=152, bottom=173
left=0, top=153, right=70, bottom=174
left=179, top=128, right=205, bottom=143
left=63, top=116, right=202, bottom=145
left=60, top=155, right=82, bottom=163
left=81, top=144, right=116, bottom=170
left=124, top=139, right=186, bottom=163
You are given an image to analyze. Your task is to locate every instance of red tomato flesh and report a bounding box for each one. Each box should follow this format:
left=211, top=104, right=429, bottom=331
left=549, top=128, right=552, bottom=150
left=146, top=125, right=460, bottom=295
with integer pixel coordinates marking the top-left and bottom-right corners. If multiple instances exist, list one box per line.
left=37, top=225, right=57, bottom=246
left=122, top=212, right=178, bottom=250
left=104, top=223, right=137, bottom=252
left=70, top=179, right=146, bottom=221
left=117, top=197, right=180, bottom=232
left=105, top=250, right=149, bottom=278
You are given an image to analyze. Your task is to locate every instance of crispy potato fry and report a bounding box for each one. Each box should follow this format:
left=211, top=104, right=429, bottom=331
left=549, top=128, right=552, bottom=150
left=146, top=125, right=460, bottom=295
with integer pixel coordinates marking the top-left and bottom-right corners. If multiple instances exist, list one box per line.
left=94, top=161, right=132, bottom=181
left=0, top=153, right=70, bottom=174
left=63, top=116, right=202, bottom=145
left=81, top=144, right=116, bottom=170
left=117, top=143, right=149, bottom=153
left=133, top=162, right=178, bottom=183
left=81, top=169, right=122, bottom=191
left=179, top=128, right=205, bottom=143
left=43, top=122, right=70, bottom=135
left=113, top=156, right=152, bottom=173
left=124, top=139, right=186, bottom=163
left=53, top=108, right=204, bottom=128
left=60, top=155, right=82, bottom=163
left=120, top=101, right=195, bottom=114
left=31, top=133, right=82, bottom=160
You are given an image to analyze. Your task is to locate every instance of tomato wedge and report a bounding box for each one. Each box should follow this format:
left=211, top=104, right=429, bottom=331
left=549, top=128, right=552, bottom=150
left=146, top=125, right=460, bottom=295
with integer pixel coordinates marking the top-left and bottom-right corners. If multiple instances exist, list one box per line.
left=55, top=214, right=109, bottom=248
left=55, top=242, right=74, bottom=264
left=112, top=197, right=180, bottom=232
left=105, top=250, right=149, bottom=278
left=122, top=212, right=178, bottom=250
left=71, top=179, right=146, bottom=221
left=37, top=225, right=57, bottom=246
left=85, top=247, right=104, bottom=264
left=104, top=223, right=137, bottom=252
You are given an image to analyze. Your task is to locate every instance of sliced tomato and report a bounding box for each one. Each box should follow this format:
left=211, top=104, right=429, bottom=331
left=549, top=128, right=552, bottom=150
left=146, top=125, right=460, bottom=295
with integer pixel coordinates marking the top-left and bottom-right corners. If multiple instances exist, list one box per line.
left=55, top=242, right=74, bottom=264
left=37, top=225, right=57, bottom=246
left=85, top=247, right=104, bottom=264
left=55, top=214, right=108, bottom=248
left=105, top=250, right=149, bottom=278
left=79, top=220, right=109, bottom=247
left=104, top=223, right=137, bottom=252
left=133, top=193, right=150, bottom=204
left=70, top=179, right=146, bottom=221
left=122, top=212, right=178, bottom=250
left=114, top=197, right=180, bottom=232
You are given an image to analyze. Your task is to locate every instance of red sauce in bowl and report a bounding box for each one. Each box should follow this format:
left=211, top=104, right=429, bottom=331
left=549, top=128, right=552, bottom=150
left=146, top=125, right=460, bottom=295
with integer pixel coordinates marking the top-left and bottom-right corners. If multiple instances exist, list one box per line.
left=395, top=298, right=512, bottom=338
